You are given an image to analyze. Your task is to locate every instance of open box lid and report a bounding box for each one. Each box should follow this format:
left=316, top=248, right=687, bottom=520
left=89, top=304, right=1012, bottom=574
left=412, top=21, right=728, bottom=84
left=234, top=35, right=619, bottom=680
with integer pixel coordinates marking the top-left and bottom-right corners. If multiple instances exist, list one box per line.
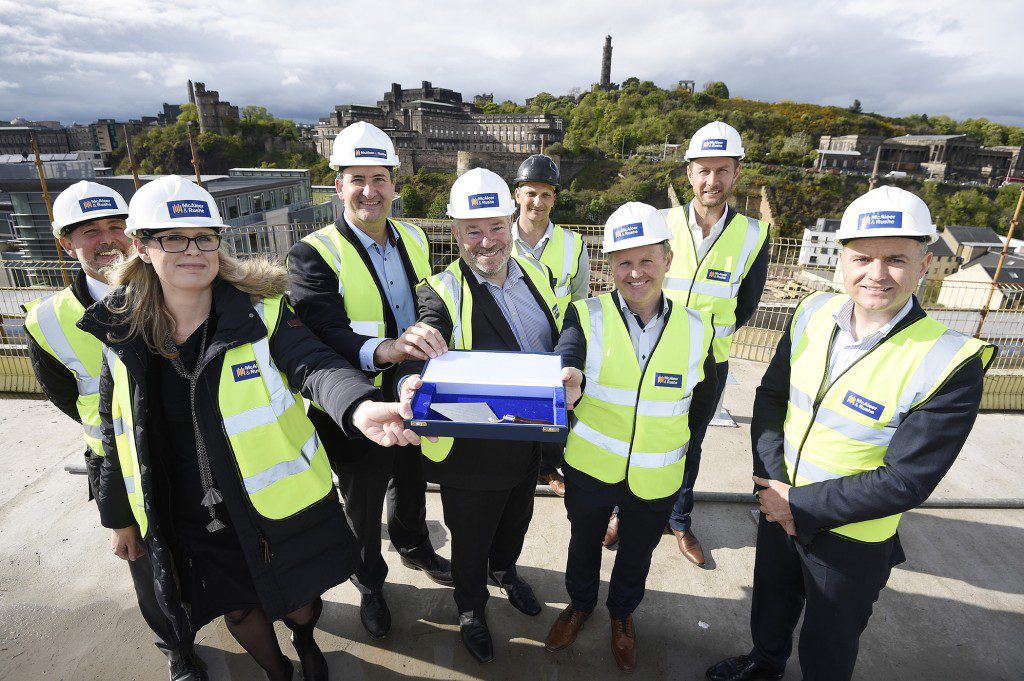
left=421, top=350, right=562, bottom=398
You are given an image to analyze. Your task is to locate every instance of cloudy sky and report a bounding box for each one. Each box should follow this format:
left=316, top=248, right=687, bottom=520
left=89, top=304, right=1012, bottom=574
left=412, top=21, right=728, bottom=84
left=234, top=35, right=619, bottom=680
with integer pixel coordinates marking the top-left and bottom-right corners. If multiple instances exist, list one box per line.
left=1, top=0, right=1021, bottom=126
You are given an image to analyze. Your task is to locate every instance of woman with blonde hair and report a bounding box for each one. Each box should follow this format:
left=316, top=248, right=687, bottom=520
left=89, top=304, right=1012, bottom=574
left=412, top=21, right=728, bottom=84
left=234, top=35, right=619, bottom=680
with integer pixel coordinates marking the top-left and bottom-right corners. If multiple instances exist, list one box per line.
left=79, top=176, right=420, bottom=681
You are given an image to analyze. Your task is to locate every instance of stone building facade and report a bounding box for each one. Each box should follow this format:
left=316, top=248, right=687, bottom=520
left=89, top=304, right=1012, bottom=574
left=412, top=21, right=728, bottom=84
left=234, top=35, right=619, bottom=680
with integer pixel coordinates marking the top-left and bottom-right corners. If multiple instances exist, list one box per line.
left=816, top=133, right=1018, bottom=184
left=188, top=81, right=240, bottom=136
left=314, top=81, right=565, bottom=160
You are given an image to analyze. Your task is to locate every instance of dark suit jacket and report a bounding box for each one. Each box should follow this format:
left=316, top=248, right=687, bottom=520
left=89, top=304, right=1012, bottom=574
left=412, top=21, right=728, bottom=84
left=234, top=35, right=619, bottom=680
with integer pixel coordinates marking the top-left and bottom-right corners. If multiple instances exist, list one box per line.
left=753, top=295, right=992, bottom=561
left=398, top=258, right=560, bottom=490
left=287, top=217, right=426, bottom=402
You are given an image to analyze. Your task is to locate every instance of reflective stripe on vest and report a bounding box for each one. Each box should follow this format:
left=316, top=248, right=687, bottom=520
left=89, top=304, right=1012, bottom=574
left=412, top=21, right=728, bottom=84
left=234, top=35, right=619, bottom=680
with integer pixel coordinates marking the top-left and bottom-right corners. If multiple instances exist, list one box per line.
left=535, top=226, right=584, bottom=305
left=104, top=343, right=148, bottom=536
left=300, top=220, right=432, bottom=385
left=218, top=297, right=332, bottom=517
left=565, top=293, right=713, bottom=500
left=783, top=291, right=995, bottom=542
left=663, top=205, right=768, bottom=362
left=107, top=296, right=336, bottom=532
left=23, top=288, right=104, bottom=456
left=419, top=256, right=561, bottom=463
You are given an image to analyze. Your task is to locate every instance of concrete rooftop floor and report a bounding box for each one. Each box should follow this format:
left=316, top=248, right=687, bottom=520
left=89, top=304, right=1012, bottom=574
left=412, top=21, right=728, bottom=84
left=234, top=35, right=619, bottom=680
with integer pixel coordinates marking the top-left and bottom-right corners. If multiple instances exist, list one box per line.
left=1, top=358, right=1021, bottom=680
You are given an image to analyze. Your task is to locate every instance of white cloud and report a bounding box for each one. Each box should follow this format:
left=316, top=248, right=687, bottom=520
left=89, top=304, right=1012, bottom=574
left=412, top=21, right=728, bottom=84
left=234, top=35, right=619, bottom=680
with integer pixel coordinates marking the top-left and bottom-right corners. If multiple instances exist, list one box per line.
left=0, top=0, right=1020, bottom=126
left=0, top=80, right=20, bottom=89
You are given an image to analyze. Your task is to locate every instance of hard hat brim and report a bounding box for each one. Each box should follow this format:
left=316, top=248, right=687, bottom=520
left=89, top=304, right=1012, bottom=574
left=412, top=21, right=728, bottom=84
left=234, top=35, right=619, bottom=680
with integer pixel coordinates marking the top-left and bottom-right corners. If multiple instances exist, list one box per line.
left=838, top=231, right=938, bottom=245
left=52, top=212, right=129, bottom=238
left=684, top=150, right=745, bottom=162
left=447, top=207, right=514, bottom=220
left=602, top=236, right=670, bottom=254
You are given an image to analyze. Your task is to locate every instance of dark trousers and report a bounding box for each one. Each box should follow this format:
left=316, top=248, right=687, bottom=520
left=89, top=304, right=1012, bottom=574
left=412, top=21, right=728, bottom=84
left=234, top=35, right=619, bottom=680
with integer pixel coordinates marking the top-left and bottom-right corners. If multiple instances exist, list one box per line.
left=669, top=359, right=729, bottom=532
left=748, top=513, right=895, bottom=681
left=539, top=442, right=565, bottom=477
left=129, top=549, right=192, bottom=660
left=311, top=407, right=433, bottom=595
left=563, top=465, right=676, bottom=620
left=439, top=465, right=538, bottom=615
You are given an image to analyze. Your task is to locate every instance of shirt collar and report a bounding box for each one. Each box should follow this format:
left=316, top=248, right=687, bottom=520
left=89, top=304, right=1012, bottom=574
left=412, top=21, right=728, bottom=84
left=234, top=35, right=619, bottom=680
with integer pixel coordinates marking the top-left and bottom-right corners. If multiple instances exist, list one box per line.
left=512, top=219, right=554, bottom=249
left=345, top=215, right=397, bottom=253
left=84, top=274, right=110, bottom=302
left=616, top=290, right=668, bottom=327
left=687, top=200, right=728, bottom=237
left=469, top=257, right=523, bottom=288
left=833, top=295, right=914, bottom=343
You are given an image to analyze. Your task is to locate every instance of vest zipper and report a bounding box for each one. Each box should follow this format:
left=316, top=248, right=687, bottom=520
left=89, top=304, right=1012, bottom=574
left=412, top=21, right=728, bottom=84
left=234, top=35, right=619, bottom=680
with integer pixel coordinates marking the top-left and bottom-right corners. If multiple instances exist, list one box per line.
left=624, top=307, right=671, bottom=496
left=683, top=208, right=732, bottom=307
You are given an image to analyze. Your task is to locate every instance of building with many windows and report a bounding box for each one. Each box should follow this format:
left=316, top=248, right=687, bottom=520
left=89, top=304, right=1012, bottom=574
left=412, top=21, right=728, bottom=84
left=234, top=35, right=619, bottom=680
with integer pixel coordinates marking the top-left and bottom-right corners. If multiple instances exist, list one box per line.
left=815, top=134, right=1019, bottom=184
left=314, top=81, right=564, bottom=159
left=0, top=166, right=331, bottom=284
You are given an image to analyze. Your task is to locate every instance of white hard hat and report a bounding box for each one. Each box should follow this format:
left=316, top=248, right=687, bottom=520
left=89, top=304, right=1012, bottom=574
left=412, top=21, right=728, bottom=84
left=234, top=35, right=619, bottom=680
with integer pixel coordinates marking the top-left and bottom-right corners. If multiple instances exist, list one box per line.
left=447, top=167, right=515, bottom=219
left=602, top=202, right=672, bottom=254
left=51, top=180, right=129, bottom=238
left=329, top=121, right=399, bottom=171
left=125, top=176, right=228, bottom=236
left=685, top=121, right=745, bottom=161
left=836, top=186, right=938, bottom=244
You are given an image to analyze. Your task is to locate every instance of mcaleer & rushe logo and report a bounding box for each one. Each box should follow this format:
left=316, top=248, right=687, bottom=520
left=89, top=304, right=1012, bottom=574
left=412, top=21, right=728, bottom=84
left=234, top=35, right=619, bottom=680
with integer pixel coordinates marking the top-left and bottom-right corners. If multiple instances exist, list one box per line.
left=843, top=390, right=884, bottom=420
left=167, top=200, right=212, bottom=218
left=232, top=361, right=261, bottom=382
left=79, top=197, right=116, bottom=212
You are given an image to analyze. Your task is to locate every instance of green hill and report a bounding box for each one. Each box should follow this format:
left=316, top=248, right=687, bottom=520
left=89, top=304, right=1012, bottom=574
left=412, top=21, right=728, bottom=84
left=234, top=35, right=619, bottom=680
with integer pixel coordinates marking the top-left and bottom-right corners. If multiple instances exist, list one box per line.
left=111, top=84, right=1024, bottom=237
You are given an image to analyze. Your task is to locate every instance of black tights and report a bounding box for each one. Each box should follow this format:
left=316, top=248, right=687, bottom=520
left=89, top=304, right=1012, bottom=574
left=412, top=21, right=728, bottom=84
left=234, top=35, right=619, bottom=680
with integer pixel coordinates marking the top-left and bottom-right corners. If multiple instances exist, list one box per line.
left=224, top=597, right=323, bottom=680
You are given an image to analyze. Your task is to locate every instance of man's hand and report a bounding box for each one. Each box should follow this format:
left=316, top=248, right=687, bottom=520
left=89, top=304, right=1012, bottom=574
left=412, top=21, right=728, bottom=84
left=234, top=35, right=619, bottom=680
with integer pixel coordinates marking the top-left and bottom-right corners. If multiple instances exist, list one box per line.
left=753, top=475, right=796, bottom=536
left=110, top=526, right=144, bottom=561
left=398, top=374, right=437, bottom=443
left=352, top=400, right=422, bottom=447
left=374, top=322, right=448, bottom=365
left=562, top=367, right=583, bottom=410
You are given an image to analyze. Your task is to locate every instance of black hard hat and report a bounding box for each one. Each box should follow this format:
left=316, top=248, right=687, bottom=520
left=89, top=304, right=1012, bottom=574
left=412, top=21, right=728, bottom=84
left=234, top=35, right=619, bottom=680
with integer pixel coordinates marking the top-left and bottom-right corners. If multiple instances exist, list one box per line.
left=514, top=154, right=561, bottom=192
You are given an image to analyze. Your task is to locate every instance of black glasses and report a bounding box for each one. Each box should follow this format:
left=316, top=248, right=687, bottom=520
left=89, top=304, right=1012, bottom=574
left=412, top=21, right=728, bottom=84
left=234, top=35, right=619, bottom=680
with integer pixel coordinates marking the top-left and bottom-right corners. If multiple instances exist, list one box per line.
left=147, top=234, right=223, bottom=253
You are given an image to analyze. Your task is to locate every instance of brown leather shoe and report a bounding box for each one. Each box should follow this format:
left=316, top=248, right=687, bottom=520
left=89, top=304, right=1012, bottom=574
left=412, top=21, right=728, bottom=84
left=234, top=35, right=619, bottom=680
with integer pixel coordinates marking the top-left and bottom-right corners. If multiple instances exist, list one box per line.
left=602, top=511, right=619, bottom=549
left=544, top=605, right=592, bottom=652
left=609, top=614, right=636, bottom=673
left=673, top=528, right=706, bottom=566
left=539, top=471, right=565, bottom=497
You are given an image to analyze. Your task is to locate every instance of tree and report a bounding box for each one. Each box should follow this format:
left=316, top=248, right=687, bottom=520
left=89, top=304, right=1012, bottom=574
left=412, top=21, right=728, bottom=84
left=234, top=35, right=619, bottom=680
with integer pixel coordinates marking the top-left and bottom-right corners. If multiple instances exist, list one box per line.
left=242, top=105, right=274, bottom=124
left=702, top=81, right=730, bottom=99
left=692, top=91, right=714, bottom=108
left=849, top=99, right=862, bottom=113
left=400, top=184, right=425, bottom=217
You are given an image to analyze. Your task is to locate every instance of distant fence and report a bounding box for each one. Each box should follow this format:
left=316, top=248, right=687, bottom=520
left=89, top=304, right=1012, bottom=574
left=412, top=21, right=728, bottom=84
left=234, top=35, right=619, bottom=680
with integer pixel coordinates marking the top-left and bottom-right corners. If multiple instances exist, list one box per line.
left=2, top=222, right=1023, bottom=408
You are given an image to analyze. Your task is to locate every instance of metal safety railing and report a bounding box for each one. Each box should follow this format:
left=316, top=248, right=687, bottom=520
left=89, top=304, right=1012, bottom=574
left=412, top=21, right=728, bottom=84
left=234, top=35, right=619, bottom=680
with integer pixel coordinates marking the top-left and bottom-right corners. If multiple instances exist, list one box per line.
left=3, top=222, right=1023, bottom=407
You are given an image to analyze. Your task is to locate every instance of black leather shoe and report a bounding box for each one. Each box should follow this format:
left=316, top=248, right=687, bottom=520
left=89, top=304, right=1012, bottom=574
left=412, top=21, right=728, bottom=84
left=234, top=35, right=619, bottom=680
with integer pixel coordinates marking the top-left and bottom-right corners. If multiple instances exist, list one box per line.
left=489, top=572, right=542, bottom=616
left=400, top=552, right=454, bottom=587
left=359, top=592, right=391, bottom=640
left=459, top=611, right=494, bottom=663
left=706, top=655, right=784, bottom=681
left=168, top=651, right=208, bottom=681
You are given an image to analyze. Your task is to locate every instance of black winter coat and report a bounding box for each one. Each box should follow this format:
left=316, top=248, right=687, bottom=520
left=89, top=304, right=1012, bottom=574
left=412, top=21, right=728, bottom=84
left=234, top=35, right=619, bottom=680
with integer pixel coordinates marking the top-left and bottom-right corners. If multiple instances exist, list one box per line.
left=78, top=281, right=378, bottom=626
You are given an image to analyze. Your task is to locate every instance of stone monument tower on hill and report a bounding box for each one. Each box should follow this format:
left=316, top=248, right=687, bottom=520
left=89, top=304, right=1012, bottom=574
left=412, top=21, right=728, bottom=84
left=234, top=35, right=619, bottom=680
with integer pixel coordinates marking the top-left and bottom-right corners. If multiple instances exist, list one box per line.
left=600, top=36, right=613, bottom=90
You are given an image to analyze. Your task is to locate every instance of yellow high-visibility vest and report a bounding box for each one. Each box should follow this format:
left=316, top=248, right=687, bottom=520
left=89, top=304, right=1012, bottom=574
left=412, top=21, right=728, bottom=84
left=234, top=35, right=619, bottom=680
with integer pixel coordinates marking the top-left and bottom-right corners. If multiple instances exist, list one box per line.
left=517, top=224, right=586, bottom=312
left=565, top=293, right=713, bottom=500
left=300, top=219, right=432, bottom=387
left=105, top=296, right=333, bottom=537
left=23, top=288, right=104, bottom=456
left=784, top=291, right=995, bottom=542
left=664, top=205, right=768, bottom=362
